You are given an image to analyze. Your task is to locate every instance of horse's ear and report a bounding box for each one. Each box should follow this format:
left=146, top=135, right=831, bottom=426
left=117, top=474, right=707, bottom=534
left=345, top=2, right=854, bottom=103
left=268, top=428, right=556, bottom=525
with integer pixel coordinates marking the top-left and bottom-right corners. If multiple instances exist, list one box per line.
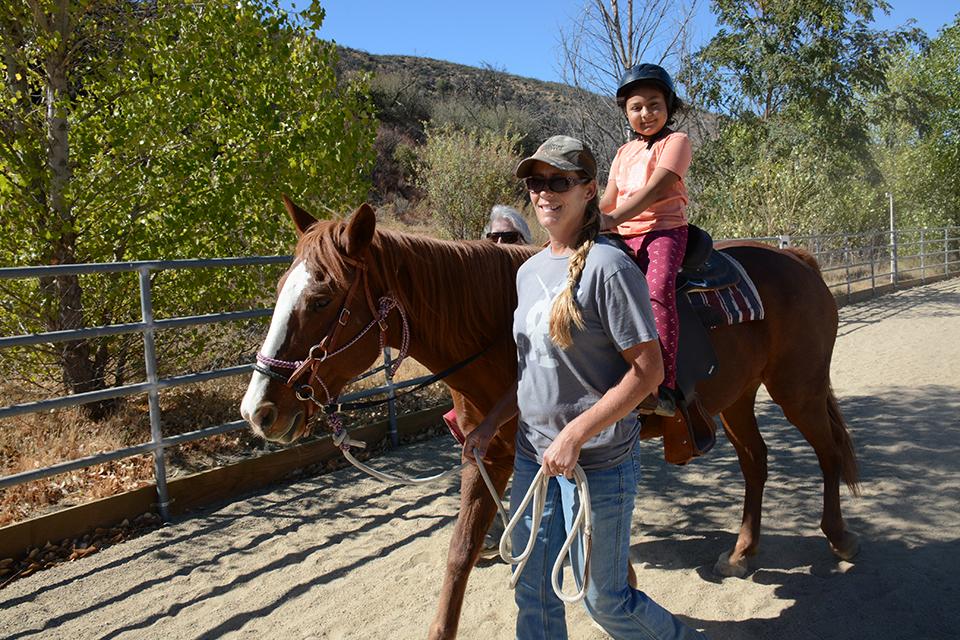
left=282, top=194, right=318, bottom=237
left=342, top=203, right=376, bottom=257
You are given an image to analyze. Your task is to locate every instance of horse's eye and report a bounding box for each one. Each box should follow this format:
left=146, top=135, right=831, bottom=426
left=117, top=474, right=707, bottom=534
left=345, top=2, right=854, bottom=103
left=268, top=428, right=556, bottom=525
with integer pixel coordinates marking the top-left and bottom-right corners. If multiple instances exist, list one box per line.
left=308, top=298, right=330, bottom=311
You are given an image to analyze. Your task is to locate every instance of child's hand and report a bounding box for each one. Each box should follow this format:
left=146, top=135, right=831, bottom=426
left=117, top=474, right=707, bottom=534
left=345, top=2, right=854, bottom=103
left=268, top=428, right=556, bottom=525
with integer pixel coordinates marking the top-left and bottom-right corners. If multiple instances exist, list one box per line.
left=600, top=214, right=616, bottom=231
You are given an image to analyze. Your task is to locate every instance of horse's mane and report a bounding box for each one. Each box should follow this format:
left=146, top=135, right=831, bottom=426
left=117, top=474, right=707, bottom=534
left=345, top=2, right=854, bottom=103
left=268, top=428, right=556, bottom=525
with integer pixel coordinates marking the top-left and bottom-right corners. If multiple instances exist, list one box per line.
left=297, top=221, right=537, bottom=352
left=781, top=246, right=822, bottom=274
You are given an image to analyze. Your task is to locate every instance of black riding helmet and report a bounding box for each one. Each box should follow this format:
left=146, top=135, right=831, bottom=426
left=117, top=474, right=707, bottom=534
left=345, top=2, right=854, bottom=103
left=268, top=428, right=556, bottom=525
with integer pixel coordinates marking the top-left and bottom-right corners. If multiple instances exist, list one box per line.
left=616, top=63, right=680, bottom=114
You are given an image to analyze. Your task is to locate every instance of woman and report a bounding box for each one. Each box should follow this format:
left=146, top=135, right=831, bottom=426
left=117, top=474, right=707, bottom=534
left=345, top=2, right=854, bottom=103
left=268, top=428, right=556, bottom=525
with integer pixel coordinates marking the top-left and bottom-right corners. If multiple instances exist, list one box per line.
left=484, top=204, right=533, bottom=244
left=465, top=135, right=704, bottom=639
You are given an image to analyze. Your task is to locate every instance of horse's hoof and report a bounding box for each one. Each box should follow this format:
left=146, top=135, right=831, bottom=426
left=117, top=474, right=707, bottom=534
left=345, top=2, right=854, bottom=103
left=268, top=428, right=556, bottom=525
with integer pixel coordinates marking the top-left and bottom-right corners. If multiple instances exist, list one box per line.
left=714, top=550, right=749, bottom=578
left=829, top=529, right=860, bottom=561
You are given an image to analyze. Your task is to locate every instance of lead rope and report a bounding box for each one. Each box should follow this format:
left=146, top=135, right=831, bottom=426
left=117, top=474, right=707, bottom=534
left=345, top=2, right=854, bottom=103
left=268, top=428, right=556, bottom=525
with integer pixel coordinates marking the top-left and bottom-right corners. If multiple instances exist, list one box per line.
left=320, top=414, right=593, bottom=602
left=473, top=447, right=511, bottom=532
left=325, top=413, right=466, bottom=486
left=475, top=452, right=593, bottom=604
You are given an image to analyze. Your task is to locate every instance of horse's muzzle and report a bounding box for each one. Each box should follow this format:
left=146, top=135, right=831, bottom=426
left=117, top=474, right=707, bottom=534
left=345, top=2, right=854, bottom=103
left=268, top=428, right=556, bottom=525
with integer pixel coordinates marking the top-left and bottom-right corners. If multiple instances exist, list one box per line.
left=242, top=400, right=305, bottom=444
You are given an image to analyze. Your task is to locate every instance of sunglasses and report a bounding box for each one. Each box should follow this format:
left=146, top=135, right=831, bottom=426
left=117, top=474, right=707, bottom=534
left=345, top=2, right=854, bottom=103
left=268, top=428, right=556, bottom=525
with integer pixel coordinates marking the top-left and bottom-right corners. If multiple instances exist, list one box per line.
left=486, top=231, right=522, bottom=244
left=523, top=175, right=591, bottom=193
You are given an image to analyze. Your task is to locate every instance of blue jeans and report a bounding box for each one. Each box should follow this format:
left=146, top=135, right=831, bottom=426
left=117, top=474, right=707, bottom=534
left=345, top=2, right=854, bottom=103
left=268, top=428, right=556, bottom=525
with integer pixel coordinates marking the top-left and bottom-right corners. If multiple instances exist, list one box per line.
left=510, top=445, right=705, bottom=640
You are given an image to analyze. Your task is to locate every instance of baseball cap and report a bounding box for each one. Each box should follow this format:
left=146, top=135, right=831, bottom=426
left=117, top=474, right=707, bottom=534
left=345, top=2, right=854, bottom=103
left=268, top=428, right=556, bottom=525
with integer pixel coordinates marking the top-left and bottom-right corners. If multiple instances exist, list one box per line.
left=515, top=135, right=597, bottom=180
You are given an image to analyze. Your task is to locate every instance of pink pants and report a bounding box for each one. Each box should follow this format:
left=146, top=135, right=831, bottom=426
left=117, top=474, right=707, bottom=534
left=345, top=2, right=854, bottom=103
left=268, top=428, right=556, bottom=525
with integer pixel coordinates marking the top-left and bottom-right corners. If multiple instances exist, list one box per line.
left=623, top=226, right=688, bottom=390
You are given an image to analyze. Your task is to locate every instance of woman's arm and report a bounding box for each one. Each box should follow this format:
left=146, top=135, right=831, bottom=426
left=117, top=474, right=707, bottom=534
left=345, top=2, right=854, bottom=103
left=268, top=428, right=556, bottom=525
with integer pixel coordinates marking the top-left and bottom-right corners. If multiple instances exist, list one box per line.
left=601, top=167, right=680, bottom=230
left=462, top=380, right=519, bottom=463
left=540, top=339, right=663, bottom=476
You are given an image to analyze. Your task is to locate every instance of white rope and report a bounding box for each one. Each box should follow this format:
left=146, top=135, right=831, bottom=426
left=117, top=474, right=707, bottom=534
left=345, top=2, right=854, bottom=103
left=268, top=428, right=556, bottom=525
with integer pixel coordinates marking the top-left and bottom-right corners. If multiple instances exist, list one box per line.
left=498, top=464, right=593, bottom=604
left=337, top=438, right=592, bottom=604
left=335, top=430, right=465, bottom=486
left=473, top=448, right=511, bottom=532
left=340, top=448, right=466, bottom=485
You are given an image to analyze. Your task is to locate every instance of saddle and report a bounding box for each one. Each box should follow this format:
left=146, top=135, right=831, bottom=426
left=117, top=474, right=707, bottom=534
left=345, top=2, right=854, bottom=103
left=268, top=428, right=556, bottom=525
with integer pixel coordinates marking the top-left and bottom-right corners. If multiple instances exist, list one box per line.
left=614, top=224, right=739, bottom=465
left=678, top=225, right=739, bottom=292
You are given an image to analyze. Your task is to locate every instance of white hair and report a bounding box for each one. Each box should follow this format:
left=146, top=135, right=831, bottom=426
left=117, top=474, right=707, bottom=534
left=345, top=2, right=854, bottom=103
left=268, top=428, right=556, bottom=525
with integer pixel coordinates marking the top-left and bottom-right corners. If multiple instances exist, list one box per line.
left=483, top=204, right=532, bottom=244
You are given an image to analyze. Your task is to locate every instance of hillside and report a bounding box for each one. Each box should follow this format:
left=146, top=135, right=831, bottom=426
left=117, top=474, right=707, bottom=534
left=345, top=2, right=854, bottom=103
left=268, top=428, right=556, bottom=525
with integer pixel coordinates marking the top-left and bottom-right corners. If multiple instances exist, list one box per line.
left=334, top=46, right=714, bottom=209
left=336, top=45, right=713, bottom=144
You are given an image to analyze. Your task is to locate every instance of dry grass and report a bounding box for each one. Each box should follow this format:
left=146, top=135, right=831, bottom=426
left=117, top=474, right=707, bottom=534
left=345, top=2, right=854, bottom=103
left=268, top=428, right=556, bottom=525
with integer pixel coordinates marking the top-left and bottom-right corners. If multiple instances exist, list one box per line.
left=822, top=259, right=959, bottom=302
left=0, top=349, right=450, bottom=528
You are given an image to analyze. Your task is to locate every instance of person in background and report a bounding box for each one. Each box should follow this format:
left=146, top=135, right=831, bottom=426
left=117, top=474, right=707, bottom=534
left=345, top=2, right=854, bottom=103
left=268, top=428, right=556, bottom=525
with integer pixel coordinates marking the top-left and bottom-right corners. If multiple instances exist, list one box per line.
left=484, top=204, right=533, bottom=245
left=445, top=204, right=532, bottom=556
left=443, top=205, right=531, bottom=444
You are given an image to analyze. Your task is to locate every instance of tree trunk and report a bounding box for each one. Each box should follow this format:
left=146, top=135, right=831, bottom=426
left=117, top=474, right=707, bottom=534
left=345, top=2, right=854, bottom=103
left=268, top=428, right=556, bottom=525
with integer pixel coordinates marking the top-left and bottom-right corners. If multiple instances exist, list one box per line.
left=40, top=0, right=111, bottom=418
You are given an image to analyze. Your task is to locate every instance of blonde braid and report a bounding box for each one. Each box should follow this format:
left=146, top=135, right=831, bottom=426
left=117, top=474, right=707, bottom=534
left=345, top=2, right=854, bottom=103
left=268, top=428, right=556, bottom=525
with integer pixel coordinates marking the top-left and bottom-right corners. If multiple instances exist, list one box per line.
left=549, top=195, right=602, bottom=349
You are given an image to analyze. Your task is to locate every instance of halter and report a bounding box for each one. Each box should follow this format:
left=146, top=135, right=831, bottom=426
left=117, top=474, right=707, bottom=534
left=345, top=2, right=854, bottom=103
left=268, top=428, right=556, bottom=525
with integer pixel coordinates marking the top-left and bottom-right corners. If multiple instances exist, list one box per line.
left=252, top=251, right=492, bottom=456
left=254, top=252, right=410, bottom=427
left=251, top=247, right=510, bottom=495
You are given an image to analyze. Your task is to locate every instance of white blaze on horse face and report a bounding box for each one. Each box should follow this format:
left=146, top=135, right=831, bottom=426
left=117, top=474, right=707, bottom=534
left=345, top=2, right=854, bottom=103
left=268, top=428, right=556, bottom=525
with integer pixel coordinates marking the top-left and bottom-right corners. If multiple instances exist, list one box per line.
left=240, top=261, right=312, bottom=423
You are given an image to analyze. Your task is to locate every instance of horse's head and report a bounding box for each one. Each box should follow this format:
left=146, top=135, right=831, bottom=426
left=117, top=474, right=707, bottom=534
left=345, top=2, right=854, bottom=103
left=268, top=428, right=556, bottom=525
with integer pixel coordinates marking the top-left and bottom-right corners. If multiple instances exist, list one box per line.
left=240, top=197, right=386, bottom=444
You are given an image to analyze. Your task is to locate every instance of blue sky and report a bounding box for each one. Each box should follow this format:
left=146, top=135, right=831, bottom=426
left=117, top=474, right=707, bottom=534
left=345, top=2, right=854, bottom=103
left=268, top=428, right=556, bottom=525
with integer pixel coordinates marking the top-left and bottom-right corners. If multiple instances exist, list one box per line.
left=304, top=1, right=959, bottom=84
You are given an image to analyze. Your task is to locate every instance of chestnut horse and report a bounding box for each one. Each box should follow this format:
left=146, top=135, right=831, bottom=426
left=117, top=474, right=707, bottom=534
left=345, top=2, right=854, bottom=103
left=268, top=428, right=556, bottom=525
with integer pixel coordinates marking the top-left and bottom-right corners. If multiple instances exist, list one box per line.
left=241, top=199, right=860, bottom=639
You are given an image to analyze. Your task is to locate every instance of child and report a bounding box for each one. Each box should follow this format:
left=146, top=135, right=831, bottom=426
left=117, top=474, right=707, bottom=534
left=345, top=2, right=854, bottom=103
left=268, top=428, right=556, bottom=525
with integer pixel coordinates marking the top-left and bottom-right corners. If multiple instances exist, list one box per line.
left=600, top=63, right=690, bottom=416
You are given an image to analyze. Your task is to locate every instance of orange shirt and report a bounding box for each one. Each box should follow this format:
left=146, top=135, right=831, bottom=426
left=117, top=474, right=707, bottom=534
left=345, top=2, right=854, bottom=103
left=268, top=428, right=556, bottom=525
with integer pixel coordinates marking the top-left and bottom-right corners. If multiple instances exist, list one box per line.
left=610, top=131, right=691, bottom=236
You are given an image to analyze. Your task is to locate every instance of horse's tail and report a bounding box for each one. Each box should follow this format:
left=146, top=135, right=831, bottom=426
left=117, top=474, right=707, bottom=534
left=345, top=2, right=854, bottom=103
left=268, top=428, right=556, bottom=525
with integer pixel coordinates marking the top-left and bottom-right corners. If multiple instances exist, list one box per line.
left=827, top=386, right=860, bottom=496
left=782, top=246, right=822, bottom=274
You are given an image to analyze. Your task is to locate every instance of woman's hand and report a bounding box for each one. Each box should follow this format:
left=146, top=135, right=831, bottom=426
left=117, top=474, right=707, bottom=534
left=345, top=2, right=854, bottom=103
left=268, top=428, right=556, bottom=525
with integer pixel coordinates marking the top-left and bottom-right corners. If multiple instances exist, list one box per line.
left=463, top=382, right=519, bottom=464
left=541, top=430, right=583, bottom=478
left=463, top=417, right=500, bottom=464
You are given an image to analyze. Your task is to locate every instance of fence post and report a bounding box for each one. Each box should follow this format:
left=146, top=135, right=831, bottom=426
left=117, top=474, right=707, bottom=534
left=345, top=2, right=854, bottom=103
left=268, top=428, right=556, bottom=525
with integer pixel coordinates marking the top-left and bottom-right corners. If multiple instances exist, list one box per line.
left=888, top=194, right=898, bottom=286
left=383, top=347, right=399, bottom=448
left=920, top=228, right=926, bottom=284
left=844, top=235, right=851, bottom=303
left=138, top=267, right=171, bottom=522
left=946, top=228, right=950, bottom=276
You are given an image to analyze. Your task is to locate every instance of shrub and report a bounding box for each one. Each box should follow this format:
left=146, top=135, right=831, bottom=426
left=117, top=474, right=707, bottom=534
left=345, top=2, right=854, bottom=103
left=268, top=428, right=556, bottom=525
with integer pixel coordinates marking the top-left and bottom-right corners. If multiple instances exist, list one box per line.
left=417, top=125, right=524, bottom=240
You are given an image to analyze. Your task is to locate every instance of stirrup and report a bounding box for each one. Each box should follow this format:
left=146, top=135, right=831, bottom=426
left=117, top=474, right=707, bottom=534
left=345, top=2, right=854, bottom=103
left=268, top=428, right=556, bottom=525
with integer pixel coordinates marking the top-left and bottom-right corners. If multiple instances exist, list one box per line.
left=654, top=386, right=677, bottom=417
left=636, top=386, right=676, bottom=417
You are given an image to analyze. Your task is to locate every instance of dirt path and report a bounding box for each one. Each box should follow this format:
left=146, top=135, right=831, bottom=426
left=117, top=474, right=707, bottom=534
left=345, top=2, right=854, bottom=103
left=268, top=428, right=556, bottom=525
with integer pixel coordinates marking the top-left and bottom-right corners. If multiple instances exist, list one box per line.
left=3, top=278, right=959, bottom=640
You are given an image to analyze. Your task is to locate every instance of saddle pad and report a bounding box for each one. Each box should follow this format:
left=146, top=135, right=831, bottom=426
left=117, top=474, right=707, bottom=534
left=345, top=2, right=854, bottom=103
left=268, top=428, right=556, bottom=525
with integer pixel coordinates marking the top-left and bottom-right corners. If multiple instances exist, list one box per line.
left=685, top=255, right=764, bottom=328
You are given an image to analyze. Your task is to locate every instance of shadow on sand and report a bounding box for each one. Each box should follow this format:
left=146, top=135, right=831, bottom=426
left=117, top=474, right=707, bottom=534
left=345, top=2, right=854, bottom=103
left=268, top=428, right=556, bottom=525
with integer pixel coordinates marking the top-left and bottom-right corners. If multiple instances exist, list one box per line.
left=630, top=383, right=960, bottom=640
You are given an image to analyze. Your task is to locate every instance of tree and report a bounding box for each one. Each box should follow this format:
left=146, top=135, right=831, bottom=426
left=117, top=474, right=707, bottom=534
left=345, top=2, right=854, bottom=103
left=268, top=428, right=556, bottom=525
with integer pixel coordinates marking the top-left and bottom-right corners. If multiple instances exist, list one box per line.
left=0, top=0, right=376, bottom=415
left=684, top=0, right=924, bottom=236
left=558, top=0, right=701, bottom=174
left=867, top=16, right=960, bottom=229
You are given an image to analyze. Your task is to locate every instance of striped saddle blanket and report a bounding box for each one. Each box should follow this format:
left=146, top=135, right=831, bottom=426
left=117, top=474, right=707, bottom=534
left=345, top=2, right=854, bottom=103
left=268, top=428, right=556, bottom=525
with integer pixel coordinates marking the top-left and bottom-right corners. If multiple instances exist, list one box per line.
left=684, top=253, right=764, bottom=328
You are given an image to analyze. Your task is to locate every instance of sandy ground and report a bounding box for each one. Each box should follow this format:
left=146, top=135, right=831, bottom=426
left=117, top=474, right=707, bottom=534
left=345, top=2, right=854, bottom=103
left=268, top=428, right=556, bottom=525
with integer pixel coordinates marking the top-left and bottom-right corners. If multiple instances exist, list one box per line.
left=2, top=277, right=959, bottom=640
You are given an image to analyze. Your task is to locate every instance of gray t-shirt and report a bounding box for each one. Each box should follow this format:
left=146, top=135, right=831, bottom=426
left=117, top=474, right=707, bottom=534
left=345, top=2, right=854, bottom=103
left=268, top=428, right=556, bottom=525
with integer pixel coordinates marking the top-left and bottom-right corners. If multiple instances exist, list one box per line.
left=513, top=237, right=659, bottom=471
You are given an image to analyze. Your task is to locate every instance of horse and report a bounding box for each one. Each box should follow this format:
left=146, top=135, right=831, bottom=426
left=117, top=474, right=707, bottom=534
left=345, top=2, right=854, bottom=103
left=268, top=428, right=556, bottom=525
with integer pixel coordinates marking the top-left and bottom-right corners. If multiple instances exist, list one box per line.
left=240, top=198, right=860, bottom=640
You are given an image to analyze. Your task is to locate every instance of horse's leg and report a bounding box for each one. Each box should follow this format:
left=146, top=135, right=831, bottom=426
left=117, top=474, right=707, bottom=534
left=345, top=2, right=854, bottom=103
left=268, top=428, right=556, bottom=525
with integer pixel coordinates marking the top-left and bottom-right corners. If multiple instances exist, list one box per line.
left=427, top=451, right=512, bottom=640
left=771, top=388, right=860, bottom=561
left=715, top=384, right=766, bottom=578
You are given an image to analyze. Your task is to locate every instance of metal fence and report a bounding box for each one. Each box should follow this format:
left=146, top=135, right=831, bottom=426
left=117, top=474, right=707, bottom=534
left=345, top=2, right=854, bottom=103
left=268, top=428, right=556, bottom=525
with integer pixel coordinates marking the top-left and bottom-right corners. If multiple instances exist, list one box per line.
left=750, top=226, right=960, bottom=303
left=1, top=225, right=958, bottom=523
left=0, top=257, right=432, bottom=522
